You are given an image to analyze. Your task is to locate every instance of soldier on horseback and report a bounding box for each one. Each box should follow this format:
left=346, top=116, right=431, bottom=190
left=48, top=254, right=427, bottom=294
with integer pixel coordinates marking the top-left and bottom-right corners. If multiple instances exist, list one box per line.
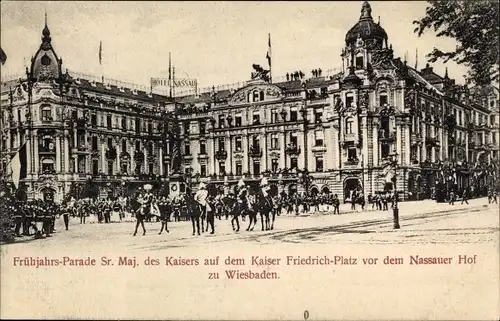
left=232, top=179, right=249, bottom=232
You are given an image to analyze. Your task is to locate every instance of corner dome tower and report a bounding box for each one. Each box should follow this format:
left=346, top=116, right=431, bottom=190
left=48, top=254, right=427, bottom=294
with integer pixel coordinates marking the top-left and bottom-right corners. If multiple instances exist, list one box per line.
left=345, top=1, right=387, bottom=47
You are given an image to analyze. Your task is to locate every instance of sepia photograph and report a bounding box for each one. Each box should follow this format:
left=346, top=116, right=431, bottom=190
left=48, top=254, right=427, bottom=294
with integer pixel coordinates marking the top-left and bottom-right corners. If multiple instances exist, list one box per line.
left=1, top=1, right=499, bottom=320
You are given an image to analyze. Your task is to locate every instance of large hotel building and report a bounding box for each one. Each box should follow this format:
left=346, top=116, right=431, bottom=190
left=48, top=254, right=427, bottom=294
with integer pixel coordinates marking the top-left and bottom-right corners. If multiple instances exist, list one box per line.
left=1, top=2, right=498, bottom=202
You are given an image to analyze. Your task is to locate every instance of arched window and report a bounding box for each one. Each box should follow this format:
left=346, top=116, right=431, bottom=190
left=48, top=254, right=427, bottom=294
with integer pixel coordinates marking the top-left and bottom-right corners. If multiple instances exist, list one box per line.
left=40, top=105, right=52, bottom=122
left=259, top=90, right=265, bottom=101
left=379, top=91, right=388, bottom=106
left=345, top=117, right=354, bottom=134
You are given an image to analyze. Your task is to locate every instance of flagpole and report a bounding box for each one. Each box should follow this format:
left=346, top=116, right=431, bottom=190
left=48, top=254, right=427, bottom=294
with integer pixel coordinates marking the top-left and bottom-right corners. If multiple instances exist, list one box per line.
left=99, top=41, right=104, bottom=84
left=168, top=52, right=172, bottom=98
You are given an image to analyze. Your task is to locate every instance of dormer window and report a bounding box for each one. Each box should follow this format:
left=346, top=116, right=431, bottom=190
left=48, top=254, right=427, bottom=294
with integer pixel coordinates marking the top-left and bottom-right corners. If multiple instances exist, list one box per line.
left=346, top=94, right=354, bottom=108
left=41, top=54, right=51, bottom=66
left=253, top=90, right=259, bottom=102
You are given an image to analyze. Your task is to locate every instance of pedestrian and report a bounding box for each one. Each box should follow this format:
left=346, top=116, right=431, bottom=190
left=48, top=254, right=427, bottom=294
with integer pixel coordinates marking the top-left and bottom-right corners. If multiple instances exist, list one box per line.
left=449, top=190, right=455, bottom=205
left=333, top=194, right=340, bottom=215
left=61, top=204, right=70, bottom=231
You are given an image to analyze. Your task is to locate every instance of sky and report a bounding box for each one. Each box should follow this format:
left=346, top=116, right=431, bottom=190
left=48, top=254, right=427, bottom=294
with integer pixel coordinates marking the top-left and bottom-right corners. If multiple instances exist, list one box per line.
left=0, top=1, right=469, bottom=91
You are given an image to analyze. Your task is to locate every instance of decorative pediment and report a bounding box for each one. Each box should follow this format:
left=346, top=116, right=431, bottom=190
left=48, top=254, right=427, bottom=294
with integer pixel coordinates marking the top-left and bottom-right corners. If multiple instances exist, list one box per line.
left=229, top=83, right=282, bottom=105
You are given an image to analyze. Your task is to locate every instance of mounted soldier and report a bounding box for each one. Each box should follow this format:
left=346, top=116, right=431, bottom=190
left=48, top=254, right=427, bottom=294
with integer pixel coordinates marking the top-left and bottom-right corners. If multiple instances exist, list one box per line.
left=259, top=177, right=275, bottom=230
left=231, top=178, right=248, bottom=232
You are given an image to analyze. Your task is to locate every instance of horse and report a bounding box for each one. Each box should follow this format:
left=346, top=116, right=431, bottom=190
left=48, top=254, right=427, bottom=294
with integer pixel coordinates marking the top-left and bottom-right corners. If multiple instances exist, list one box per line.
left=184, top=194, right=202, bottom=236
left=245, top=194, right=260, bottom=231
left=255, top=191, right=274, bottom=231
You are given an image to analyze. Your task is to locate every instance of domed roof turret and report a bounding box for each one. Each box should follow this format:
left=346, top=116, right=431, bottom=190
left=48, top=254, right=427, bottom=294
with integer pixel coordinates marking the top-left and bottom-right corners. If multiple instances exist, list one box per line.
left=345, top=1, right=387, bottom=46
left=30, top=13, right=62, bottom=82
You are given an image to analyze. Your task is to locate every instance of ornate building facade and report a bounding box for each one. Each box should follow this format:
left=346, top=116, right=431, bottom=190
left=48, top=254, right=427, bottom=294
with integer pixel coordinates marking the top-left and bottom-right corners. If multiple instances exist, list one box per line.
left=0, top=21, right=176, bottom=202
left=175, top=1, right=496, bottom=201
left=1, top=1, right=496, bottom=203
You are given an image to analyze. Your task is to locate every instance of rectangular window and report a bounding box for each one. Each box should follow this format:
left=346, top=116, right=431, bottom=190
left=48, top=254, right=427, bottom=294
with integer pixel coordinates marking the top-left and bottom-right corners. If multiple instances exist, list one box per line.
left=92, top=159, right=99, bottom=175
left=271, top=134, right=279, bottom=149
left=348, top=146, right=357, bottom=160
left=346, top=95, right=354, bottom=108
left=218, top=137, right=225, bottom=151
left=271, top=158, right=279, bottom=172
left=148, top=122, right=153, bottom=134
left=92, top=136, right=98, bottom=151
left=201, top=164, right=207, bottom=177
left=290, top=157, right=298, bottom=169
left=235, top=136, right=242, bottom=151
left=253, top=111, right=260, bottom=125
left=42, top=108, right=52, bottom=122
left=252, top=136, right=260, bottom=149
left=381, top=144, right=390, bottom=158
left=346, top=118, right=354, bottom=134
left=121, top=140, right=126, bottom=152
left=107, top=115, right=112, bottom=129
left=315, top=130, right=324, bottom=146
left=290, top=107, right=297, bottom=122
left=219, top=115, right=225, bottom=128
left=271, top=109, right=278, bottom=123
left=200, top=141, right=206, bottom=154
left=199, top=121, right=206, bottom=134
left=149, top=163, right=154, bottom=174
left=185, top=141, right=191, bottom=155
left=315, top=156, right=324, bottom=172
left=108, top=160, right=114, bottom=175
left=184, top=123, right=190, bottom=135
left=135, top=140, right=141, bottom=150
left=380, top=93, right=388, bottom=106
left=315, top=109, right=323, bottom=123
left=235, top=115, right=242, bottom=127
left=236, top=163, right=243, bottom=176
left=91, top=114, right=97, bottom=127
left=355, top=56, right=364, bottom=69
left=121, top=116, right=127, bottom=130
left=135, top=118, right=141, bottom=133
left=107, top=137, right=113, bottom=147
left=290, top=132, right=298, bottom=146
left=253, top=161, right=260, bottom=175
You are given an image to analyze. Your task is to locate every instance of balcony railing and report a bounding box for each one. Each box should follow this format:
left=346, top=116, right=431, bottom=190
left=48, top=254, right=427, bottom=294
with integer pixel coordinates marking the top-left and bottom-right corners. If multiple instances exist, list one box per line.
left=249, top=146, right=262, bottom=158
left=285, top=144, right=301, bottom=155
left=215, top=150, right=228, bottom=160
left=344, top=158, right=360, bottom=166
left=425, top=136, right=440, bottom=146
left=379, top=130, right=395, bottom=141
left=39, top=145, right=56, bottom=153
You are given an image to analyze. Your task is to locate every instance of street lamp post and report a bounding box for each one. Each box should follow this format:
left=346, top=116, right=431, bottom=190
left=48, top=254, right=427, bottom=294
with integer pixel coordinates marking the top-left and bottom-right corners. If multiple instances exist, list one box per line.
left=391, top=152, right=400, bottom=229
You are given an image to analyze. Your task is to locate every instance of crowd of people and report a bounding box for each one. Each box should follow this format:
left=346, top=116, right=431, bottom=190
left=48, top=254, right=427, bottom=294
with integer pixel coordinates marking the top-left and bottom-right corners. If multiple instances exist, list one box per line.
left=1, top=176, right=497, bottom=242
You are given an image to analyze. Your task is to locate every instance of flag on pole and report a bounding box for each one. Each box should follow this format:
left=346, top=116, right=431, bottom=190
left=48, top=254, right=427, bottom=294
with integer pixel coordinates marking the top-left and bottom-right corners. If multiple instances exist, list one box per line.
left=266, top=33, right=271, bottom=68
left=99, top=41, right=102, bottom=65
left=0, top=47, right=7, bottom=65
left=7, top=142, right=27, bottom=190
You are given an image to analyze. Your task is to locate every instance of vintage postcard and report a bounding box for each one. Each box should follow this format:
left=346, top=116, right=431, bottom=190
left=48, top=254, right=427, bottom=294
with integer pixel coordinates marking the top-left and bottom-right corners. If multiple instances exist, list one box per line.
left=1, top=1, right=499, bottom=320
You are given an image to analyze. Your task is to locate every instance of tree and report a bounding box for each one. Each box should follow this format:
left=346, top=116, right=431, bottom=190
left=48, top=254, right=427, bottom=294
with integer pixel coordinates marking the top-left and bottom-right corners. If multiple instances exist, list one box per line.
left=413, top=1, right=499, bottom=85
